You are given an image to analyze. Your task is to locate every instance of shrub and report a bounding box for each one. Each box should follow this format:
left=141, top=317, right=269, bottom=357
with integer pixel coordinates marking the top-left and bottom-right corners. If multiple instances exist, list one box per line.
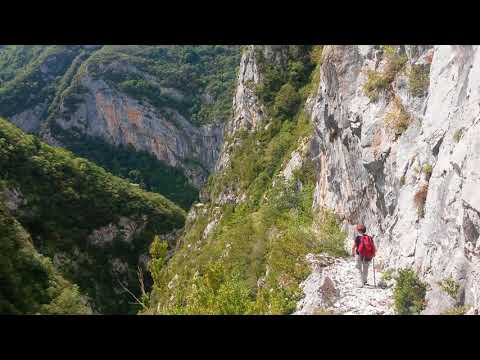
left=300, top=45, right=323, bottom=101
left=315, top=210, right=348, bottom=257
left=39, top=284, right=92, bottom=315
left=438, top=277, right=460, bottom=299
left=453, top=128, right=463, bottom=143
left=408, top=64, right=430, bottom=97
left=118, top=79, right=182, bottom=111
left=400, top=176, right=406, bottom=186
left=148, top=235, right=169, bottom=285
left=381, top=269, right=395, bottom=282
left=414, top=184, right=429, bottom=218
left=363, top=70, right=390, bottom=102
left=422, top=163, right=433, bottom=179
left=255, top=45, right=316, bottom=112
left=287, top=61, right=307, bottom=88
left=273, top=83, right=301, bottom=119
left=254, top=61, right=285, bottom=106
left=384, top=96, right=412, bottom=137
left=363, top=46, right=407, bottom=102
left=382, top=46, right=408, bottom=83
left=313, top=307, right=333, bottom=315
left=441, top=305, right=470, bottom=315
left=181, top=262, right=256, bottom=315
left=393, top=268, right=428, bottom=315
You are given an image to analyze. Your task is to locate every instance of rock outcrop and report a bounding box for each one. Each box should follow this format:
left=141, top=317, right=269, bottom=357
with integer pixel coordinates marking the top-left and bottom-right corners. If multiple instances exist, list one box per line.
left=306, top=45, right=480, bottom=314
left=1, top=46, right=239, bottom=188
left=50, top=71, right=224, bottom=187
left=215, top=45, right=265, bottom=174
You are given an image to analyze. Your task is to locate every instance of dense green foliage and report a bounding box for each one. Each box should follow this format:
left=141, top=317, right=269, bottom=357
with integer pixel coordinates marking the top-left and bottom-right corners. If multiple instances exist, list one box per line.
left=0, top=46, right=94, bottom=118
left=0, top=46, right=45, bottom=82
left=84, top=45, right=241, bottom=125
left=274, top=83, right=301, bottom=119
left=0, top=199, right=92, bottom=314
left=0, top=118, right=185, bottom=313
left=57, top=130, right=198, bottom=209
left=254, top=45, right=317, bottom=113
left=393, top=268, right=428, bottom=315
left=0, top=45, right=240, bottom=126
left=0, top=45, right=240, bottom=210
left=145, top=46, right=347, bottom=315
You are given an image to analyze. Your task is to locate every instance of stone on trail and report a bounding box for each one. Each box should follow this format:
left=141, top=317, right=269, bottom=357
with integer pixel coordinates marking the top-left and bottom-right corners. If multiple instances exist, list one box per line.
left=294, top=254, right=395, bottom=315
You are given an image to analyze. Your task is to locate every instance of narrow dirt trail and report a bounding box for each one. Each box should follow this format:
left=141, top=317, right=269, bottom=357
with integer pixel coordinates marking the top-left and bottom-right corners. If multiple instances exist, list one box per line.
left=294, top=254, right=395, bottom=315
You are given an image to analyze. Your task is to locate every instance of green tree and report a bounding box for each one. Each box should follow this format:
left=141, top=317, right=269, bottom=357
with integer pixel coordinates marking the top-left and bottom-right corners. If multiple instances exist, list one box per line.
left=149, top=235, right=169, bottom=285
left=273, top=83, right=300, bottom=119
left=394, top=269, right=427, bottom=315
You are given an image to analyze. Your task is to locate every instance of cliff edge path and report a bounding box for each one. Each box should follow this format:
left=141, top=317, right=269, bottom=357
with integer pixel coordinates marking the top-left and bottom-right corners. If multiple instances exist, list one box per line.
left=295, top=254, right=395, bottom=315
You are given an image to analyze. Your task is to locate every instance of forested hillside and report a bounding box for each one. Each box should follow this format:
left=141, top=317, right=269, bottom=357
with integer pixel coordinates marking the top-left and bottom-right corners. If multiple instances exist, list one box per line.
left=0, top=45, right=241, bottom=208
left=0, top=117, right=185, bottom=314
left=144, top=46, right=348, bottom=314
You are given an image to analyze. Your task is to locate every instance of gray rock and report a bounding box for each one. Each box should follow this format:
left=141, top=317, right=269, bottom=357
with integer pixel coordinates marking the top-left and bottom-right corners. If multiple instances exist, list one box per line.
left=1, top=187, right=25, bottom=212
left=295, top=254, right=394, bottom=315
left=305, top=45, right=480, bottom=313
left=47, top=72, right=223, bottom=187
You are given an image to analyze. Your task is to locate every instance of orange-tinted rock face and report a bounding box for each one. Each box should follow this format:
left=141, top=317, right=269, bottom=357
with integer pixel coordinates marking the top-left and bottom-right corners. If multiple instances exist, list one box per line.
left=95, top=93, right=145, bottom=147
left=151, top=137, right=172, bottom=165
left=96, top=92, right=120, bottom=138
left=126, top=107, right=143, bottom=129
left=54, top=75, right=223, bottom=188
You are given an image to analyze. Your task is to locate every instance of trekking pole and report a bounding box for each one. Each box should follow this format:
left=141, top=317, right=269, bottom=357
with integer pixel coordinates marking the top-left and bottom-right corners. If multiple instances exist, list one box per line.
left=373, top=235, right=376, bottom=288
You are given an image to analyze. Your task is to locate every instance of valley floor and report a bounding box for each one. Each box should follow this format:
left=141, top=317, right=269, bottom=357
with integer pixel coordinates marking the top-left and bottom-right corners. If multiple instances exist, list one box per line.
left=295, top=255, right=394, bottom=315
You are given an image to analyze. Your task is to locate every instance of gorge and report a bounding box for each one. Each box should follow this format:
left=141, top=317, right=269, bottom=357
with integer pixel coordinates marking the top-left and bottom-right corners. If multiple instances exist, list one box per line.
left=1, top=45, right=479, bottom=315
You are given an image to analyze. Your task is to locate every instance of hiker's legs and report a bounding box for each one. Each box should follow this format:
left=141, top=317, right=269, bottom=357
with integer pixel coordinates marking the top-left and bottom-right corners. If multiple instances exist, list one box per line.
left=362, top=260, right=370, bottom=284
left=355, top=255, right=364, bottom=286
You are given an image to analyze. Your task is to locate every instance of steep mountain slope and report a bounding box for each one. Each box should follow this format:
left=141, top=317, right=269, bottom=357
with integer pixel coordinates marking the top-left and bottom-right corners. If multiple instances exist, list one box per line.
left=145, top=45, right=480, bottom=316
left=0, top=45, right=241, bottom=207
left=3, top=45, right=479, bottom=315
left=0, top=117, right=185, bottom=314
left=144, top=45, right=349, bottom=315
left=0, top=200, right=92, bottom=314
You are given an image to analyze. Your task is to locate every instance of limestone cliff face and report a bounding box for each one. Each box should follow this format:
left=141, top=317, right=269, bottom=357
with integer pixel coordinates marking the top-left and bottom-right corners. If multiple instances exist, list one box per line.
left=203, top=44, right=480, bottom=314
left=213, top=45, right=293, bottom=176
left=49, top=69, right=223, bottom=187
left=3, top=46, right=233, bottom=188
left=214, top=45, right=266, bottom=174
left=306, top=45, right=480, bottom=314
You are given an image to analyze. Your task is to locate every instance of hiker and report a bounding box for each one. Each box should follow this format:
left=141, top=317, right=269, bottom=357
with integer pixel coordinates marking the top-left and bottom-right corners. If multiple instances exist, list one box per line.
left=352, top=224, right=376, bottom=287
